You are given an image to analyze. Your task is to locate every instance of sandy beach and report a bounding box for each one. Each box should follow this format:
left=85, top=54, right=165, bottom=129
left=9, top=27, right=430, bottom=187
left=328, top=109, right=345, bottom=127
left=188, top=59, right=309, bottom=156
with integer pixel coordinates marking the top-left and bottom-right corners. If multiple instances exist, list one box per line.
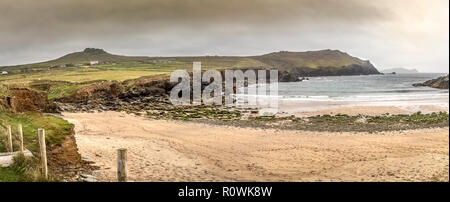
left=62, top=110, right=449, bottom=182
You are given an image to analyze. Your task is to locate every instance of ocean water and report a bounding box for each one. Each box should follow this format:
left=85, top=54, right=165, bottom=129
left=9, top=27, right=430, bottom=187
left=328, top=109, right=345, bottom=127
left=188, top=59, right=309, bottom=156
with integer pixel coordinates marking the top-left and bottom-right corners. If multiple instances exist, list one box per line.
left=241, top=73, right=449, bottom=102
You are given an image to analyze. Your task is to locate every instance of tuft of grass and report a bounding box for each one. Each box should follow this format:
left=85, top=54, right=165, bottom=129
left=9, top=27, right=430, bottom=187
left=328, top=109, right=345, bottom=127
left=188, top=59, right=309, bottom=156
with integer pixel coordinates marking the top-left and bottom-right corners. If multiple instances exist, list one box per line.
left=0, top=153, right=55, bottom=182
left=0, top=167, right=21, bottom=182
left=0, top=84, right=12, bottom=97
left=0, top=126, right=7, bottom=153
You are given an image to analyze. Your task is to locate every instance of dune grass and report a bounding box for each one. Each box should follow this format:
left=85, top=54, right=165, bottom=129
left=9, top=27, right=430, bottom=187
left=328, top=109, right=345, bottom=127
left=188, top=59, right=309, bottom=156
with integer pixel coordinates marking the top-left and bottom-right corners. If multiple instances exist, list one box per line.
left=0, top=153, right=53, bottom=182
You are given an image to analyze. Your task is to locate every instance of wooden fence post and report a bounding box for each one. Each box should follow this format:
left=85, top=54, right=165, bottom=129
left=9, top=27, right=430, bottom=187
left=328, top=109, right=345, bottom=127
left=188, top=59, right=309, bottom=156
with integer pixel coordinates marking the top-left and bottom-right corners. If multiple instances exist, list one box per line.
left=7, top=125, right=13, bottom=153
left=117, top=148, right=128, bottom=182
left=38, top=128, right=48, bottom=179
left=18, top=124, right=24, bottom=153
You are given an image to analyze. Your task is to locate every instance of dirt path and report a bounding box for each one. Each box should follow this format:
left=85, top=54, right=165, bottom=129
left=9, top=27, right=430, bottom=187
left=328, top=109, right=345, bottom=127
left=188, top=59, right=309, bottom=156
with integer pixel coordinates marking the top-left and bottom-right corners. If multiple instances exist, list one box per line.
left=62, top=111, right=449, bottom=182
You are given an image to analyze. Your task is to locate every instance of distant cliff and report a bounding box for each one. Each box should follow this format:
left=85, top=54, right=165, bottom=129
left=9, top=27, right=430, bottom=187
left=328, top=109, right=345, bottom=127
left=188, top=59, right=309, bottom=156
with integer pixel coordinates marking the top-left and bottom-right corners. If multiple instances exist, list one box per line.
left=253, top=50, right=380, bottom=79
left=413, top=75, right=449, bottom=89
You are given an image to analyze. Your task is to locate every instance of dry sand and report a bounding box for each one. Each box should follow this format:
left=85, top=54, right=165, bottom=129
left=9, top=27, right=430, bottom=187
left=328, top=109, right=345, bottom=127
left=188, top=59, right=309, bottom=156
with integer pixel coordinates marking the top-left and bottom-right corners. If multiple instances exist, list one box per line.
left=62, top=111, right=449, bottom=182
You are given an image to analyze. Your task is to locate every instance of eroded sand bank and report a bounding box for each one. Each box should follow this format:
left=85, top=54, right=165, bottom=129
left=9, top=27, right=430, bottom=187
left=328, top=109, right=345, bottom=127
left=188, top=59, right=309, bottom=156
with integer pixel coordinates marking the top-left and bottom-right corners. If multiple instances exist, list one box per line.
left=62, top=111, right=449, bottom=182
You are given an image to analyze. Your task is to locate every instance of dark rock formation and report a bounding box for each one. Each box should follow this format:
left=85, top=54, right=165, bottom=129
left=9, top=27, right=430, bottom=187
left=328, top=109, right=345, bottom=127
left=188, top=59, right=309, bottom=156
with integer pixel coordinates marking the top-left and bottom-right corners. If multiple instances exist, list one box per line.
left=381, top=68, right=418, bottom=74
left=251, top=64, right=380, bottom=82
left=82, top=48, right=108, bottom=54
left=278, top=71, right=302, bottom=82
left=413, top=75, right=449, bottom=89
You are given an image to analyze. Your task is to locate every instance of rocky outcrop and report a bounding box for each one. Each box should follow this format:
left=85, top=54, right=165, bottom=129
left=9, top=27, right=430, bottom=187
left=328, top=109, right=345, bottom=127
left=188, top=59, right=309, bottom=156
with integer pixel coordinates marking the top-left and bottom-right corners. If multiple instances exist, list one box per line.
left=278, top=71, right=302, bottom=82
left=57, top=81, right=125, bottom=103
left=413, top=75, right=449, bottom=89
left=54, top=77, right=176, bottom=113
left=121, top=78, right=176, bottom=99
left=0, top=88, right=59, bottom=113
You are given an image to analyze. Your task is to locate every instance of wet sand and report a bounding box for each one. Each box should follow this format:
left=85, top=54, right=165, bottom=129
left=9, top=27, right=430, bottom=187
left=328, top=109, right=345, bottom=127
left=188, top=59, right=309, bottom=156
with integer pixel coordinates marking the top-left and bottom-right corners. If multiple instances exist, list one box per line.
left=62, top=111, right=449, bottom=182
left=277, top=98, right=449, bottom=116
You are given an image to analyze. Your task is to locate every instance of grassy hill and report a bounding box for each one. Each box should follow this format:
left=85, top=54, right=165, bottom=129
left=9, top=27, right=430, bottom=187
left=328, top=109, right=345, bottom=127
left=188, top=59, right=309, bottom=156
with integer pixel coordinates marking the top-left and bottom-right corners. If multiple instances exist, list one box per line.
left=0, top=48, right=150, bottom=73
left=50, top=48, right=146, bottom=64
left=0, top=48, right=379, bottom=74
left=254, top=50, right=370, bottom=70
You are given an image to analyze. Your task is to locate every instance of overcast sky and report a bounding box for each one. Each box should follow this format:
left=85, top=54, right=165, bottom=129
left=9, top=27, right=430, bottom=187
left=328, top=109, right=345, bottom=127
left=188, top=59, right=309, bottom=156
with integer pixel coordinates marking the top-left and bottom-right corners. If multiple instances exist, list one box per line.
left=0, top=0, right=448, bottom=72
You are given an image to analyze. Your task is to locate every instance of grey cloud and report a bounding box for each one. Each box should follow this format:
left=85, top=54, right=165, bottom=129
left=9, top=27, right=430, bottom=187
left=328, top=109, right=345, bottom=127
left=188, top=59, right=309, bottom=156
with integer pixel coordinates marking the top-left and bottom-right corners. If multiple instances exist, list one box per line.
left=0, top=0, right=447, bottom=73
left=0, top=0, right=390, bottom=33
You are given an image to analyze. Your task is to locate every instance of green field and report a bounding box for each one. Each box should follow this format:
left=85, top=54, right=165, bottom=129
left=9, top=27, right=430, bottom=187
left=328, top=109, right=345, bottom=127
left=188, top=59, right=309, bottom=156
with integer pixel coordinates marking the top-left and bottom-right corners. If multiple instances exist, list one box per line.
left=0, top=109, right=72, bottom=182
left=0, top=64, right=172, bottom=99
left=0, top=111, right=73, bottom=153
left=0, top=66, right=170, bottom=84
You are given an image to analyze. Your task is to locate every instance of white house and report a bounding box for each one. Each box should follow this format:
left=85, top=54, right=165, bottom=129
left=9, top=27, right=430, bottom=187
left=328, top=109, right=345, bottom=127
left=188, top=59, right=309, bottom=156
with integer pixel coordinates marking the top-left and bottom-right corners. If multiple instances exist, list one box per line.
left=90, top=61, right=99, bottom=66
left=1, top=71, right=8, bottom=75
